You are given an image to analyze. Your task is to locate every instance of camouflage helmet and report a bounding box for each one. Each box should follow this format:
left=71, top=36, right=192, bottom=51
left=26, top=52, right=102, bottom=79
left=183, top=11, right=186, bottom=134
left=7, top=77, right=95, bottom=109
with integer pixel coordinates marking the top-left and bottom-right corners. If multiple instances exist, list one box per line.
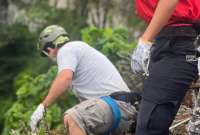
left=37, top=25, right=70, bottom=56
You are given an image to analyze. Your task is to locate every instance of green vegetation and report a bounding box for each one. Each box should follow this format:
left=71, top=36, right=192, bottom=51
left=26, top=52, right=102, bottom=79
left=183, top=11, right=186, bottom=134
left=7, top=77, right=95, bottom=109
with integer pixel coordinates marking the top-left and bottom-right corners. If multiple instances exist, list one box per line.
left=0, top=0, right=143, bottom=134
left=82, top=27, right=135, bottom=63
left=0, top=1, right=88, bottom=133
left=3, top=66, right=78, bottom=135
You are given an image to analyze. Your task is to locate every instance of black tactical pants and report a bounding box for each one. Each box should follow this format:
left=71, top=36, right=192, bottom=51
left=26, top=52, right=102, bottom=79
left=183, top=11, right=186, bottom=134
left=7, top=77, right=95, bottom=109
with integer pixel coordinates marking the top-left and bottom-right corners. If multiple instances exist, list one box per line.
left=135, top=26, right=198, bottom=135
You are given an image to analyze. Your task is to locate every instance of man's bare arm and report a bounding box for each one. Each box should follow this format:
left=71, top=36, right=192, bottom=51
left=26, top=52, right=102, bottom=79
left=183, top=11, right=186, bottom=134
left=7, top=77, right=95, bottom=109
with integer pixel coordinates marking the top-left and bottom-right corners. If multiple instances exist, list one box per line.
left=42, top=69, right=73, bottom=108
left=142, top=0, right=179, bottom=42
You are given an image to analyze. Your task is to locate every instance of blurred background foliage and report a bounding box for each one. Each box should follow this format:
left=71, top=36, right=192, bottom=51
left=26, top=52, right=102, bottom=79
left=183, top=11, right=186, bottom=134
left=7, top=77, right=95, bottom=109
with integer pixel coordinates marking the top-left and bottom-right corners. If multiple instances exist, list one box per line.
left=0, top=0, right=145, bottom=134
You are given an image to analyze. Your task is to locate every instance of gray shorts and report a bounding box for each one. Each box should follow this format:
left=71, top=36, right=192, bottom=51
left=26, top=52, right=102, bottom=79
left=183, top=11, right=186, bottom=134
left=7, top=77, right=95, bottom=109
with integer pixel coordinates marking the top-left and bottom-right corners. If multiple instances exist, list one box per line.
left=64, top=98, right=137, bottom=135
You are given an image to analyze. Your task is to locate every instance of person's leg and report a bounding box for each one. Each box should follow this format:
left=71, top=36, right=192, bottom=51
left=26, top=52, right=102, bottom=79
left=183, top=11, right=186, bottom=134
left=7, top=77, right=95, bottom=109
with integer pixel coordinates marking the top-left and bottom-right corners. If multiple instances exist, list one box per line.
left=63, top=114, right=86, bottom=135
left=63, top=98, right=113, bottom=135
left=136, top=99, right=157, bottom=135
left=136, top=99, right=182, bottom=135
left=136, top=39, right=198, bottom=135
left=112, top=100, right=138, bottom=135
left=135, top=61, right=197, bottom=135
left=63, top=98, right=138, bottom=135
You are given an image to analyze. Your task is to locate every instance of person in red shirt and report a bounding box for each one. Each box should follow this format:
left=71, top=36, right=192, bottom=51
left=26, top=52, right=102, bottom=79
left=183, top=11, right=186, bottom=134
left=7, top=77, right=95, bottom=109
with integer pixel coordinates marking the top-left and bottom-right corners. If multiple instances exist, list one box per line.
left=131, top=0, right=200, bottom=135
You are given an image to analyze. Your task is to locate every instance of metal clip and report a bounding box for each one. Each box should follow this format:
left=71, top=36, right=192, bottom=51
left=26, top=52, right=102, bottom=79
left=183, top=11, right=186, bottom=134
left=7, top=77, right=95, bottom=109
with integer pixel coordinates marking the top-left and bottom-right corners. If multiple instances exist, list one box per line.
left=194, top=35, right=200, bottom=52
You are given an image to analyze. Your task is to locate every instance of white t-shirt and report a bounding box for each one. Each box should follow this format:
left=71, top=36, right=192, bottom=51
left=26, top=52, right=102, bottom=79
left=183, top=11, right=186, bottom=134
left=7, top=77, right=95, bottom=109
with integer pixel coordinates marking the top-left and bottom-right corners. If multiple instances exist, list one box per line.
left=57, top=41, right=130, bottom=101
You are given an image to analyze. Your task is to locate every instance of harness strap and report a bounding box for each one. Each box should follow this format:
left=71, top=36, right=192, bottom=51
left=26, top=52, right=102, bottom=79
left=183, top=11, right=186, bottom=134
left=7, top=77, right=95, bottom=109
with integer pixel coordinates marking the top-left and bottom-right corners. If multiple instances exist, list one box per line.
left=100, top=96, right=121, bottom=132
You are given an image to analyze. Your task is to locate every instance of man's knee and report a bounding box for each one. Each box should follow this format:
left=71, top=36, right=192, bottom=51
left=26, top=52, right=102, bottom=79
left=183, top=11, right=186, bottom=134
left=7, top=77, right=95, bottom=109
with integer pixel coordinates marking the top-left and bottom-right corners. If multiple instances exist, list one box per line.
left=63, top=114, right=86, bottom=135
left=64, top=114, right=73, bottom=125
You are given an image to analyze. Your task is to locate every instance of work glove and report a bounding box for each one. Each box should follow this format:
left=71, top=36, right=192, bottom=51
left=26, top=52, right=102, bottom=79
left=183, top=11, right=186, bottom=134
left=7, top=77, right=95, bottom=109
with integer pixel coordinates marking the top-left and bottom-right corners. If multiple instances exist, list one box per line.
left=131, top=38, right=152, bottom=76
left=30, top=104, right=45, bottom=132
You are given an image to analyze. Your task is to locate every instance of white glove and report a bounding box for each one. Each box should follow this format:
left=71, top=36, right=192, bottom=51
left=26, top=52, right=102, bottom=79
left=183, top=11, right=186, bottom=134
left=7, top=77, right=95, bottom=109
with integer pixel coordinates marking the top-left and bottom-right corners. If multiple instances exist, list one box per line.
left=30, top=104, right=45, bottom=132
left=131, top=38, right=152, bottom=76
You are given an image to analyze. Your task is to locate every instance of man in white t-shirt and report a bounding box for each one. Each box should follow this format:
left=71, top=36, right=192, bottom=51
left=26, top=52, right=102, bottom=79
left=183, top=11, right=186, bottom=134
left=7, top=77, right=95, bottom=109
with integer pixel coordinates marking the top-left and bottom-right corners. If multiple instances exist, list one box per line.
left=30, top=25, right=140, bottom=135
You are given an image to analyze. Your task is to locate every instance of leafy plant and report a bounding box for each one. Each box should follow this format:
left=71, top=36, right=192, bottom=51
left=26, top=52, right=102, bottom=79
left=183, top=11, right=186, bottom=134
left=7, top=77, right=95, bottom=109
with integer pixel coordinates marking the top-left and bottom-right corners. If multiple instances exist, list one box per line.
left=2, top=66, right=78, bottom=135
left=81, top=26, right=136, bottom=64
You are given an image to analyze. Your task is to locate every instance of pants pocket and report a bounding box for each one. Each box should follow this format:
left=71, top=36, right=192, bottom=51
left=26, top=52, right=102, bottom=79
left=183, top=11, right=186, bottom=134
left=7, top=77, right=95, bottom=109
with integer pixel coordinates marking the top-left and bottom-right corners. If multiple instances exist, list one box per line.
left=147, top=101, right=179, bottom=135
left=150, top=39, right=172, bottom=62
left=80, top=99, right=112, bottom=134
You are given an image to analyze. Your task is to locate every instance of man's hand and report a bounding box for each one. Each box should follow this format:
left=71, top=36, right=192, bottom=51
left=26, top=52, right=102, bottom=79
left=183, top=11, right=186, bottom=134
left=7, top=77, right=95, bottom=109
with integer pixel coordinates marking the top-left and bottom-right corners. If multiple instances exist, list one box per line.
left=30, top=104, right=45, bottom=132
left=30, top=70, right=72, bottom=132
left=131, top=38, right=152, bottom=76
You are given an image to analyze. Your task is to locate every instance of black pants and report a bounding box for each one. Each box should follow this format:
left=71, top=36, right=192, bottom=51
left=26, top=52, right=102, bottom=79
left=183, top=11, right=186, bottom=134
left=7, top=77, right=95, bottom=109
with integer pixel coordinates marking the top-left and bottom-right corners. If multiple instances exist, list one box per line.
left=135, top=27, right=198, bottom=135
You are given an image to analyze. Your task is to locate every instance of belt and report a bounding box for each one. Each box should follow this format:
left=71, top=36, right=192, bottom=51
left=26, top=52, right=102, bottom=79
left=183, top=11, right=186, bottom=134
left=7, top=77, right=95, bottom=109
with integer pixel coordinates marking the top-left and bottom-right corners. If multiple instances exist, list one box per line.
left=109, top=91, right=141, bottom=110
left=193, top=22, right=200, bottom=34
left=157, top=26, right=197, bottom=39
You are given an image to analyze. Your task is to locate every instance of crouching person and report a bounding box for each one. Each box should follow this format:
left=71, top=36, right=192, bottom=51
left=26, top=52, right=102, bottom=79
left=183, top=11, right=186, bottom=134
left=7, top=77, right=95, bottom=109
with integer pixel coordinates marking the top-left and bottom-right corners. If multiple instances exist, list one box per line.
left=30, top=25, right=141, bottom=135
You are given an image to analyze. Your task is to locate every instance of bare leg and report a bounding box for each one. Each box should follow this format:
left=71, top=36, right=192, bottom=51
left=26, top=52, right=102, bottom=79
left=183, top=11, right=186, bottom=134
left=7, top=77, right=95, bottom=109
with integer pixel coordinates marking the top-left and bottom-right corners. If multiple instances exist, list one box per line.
left=64, top=114, right=86, bottom=135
